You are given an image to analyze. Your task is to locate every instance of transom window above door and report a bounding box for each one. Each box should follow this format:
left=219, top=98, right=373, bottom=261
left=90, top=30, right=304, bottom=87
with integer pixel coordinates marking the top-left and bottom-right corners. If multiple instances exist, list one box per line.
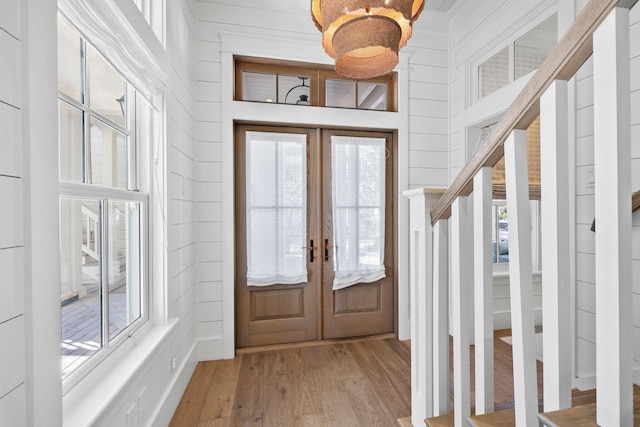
left=234, top=56, right=397, bottom=112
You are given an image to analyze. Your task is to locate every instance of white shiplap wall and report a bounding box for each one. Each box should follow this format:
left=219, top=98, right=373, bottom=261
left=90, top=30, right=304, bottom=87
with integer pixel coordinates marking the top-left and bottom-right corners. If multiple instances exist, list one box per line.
left=194, top=0, right=450, bottom=354
left=573, top=2, right=640, bottom=382
left=0, top=0, right=26, bottom=423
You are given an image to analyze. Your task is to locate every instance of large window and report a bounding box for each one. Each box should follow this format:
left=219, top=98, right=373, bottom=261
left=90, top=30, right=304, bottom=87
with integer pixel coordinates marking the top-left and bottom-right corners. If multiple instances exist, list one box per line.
left=58, top=15, right=148, bottom=380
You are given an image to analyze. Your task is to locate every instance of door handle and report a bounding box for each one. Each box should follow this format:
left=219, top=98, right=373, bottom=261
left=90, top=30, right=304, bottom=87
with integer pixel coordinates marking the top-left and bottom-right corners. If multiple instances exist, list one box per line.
left=325, top=239, right=329, bottom=262
left=302, top=240, right=315, bottom=262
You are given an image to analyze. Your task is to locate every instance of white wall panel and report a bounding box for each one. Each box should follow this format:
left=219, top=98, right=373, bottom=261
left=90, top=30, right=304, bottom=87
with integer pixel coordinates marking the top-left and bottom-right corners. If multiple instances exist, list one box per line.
left=0, top=102, right=21, bottom=178
left=0, top=248, right=24, bottom=324
left=0, top=383, right=26, bottom=427
left=0, top=31, right=21, bottom=108
left=0, top=176, right=23, bottom=249
left=0, top=316, right=25, bottom=398
left=0, top=0, right=21, bottom=39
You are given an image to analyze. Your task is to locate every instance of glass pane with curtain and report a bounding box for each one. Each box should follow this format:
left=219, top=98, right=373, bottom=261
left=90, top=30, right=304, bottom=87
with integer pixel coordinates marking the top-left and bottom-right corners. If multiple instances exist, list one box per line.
left=478, top=46, right=509, bottom=99
left=357, top=81, right=387, bottom=110
left=279, top=75, right=311, bottom=105
left=59, top=100, right=84, bottom=183
left=88, top=45, right=127, bottom=127
left=242, top=72, right=277, bottom=103
left=331, top=136, right=386, bottom=290
left=57, top=15, right=83, bottom=103
left=107, top=201, right=141, bottom=341
left=246, top=132, right=307, bottom=286
left=326, top=79, right=356, bottom=108
left=60, top=198, right=102, bottom=378
left=514, top=14, right=557, bottom=80
left=89, top=118, right=127, bottom=189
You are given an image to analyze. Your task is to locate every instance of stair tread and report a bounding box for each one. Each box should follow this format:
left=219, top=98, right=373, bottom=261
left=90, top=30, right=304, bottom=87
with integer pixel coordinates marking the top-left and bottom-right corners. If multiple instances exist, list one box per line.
left=468, top=409, right=515, bottom=427
left=424, top=412, right=454, bottom=427
left=538, top=395, right=640, bottom=427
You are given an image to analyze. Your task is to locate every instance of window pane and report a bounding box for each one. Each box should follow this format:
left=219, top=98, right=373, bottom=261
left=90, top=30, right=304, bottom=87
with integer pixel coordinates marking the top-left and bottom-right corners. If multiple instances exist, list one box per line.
left=326, top=79, right=356, bottom=108
left=245, top=132, right=307, bottom=286
left=88, top=46, right=127, bottom=127
left=279, top=75, right=311, bottom=105
left=242, top=72, right=276, bottom=103
left=331, top=136, right=386, bottom=290
left=492, top=204, right=509, bottom=263
left=59, top=100, right=84, bottom=183
left=60, top=198, right=102, bottom=377
left=107, top=201, right=141, bottom=341
left=58, top=16, right=83, bottom=102
left=357, top=81, right=387, bottom=110
left=89, top=118, right=127, bottom=189
left=515, top=14, right=557, bottom=80
left=478, top=46, right=509, bottom=98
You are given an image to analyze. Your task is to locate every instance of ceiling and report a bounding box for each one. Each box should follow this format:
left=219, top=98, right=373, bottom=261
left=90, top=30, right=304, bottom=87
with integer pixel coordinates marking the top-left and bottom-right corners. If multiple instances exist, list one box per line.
left=424, top=0, right=458, bottom=12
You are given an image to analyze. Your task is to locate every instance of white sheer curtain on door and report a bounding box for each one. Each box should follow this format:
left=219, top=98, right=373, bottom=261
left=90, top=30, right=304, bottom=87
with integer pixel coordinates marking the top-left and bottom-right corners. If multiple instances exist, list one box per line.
left=331, top=136, right=386, bottom=290
left=246, top=132, right=308, bottom=286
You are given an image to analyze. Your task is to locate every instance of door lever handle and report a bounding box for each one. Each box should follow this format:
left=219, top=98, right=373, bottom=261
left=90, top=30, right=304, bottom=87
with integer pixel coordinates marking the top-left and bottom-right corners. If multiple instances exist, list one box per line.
left=302, top=240, right=315, bottom=262
left=325, top=239, right=329, bottom=262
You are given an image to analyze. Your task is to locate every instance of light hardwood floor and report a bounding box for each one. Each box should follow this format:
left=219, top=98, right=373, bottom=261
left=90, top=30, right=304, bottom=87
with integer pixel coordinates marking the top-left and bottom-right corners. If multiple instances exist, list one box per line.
left=170, top=336, right=411, bottom=426
left=170, top=331, right=600, bottom=426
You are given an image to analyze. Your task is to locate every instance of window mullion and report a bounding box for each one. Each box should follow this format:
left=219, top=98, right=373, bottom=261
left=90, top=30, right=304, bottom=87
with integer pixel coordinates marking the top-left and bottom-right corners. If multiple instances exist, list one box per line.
left=99, top=200, right=110, bottom=347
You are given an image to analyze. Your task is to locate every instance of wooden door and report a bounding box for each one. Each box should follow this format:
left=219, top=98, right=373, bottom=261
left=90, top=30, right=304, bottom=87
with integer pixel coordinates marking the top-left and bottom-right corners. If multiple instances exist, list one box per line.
left=235, top=126, right=321, bottom=347
left=235, top=126, right=394, bottom=347
left=321, top=130, right=394, bottom=339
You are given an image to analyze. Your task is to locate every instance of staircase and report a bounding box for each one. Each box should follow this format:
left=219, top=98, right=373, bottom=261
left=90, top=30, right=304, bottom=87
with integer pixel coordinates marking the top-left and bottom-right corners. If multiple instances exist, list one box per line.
left=404, top=0, right=640, bottom=426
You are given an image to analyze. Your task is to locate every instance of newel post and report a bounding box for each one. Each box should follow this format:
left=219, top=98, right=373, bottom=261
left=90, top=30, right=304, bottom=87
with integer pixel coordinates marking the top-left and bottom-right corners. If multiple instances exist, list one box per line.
left=403, top=188, right=446, bottom=426
left=593, top=6, right=633, bottom=426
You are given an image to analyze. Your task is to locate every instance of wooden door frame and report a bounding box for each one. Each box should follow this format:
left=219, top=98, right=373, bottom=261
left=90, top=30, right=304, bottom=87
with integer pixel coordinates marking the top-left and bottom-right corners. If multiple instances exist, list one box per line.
left=233, top=123, right=399, bottom=347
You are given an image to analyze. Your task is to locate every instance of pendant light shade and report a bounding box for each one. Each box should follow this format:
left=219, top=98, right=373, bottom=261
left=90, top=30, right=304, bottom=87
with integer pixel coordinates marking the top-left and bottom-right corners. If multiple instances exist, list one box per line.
left=311, top=0, right=424, bottom=79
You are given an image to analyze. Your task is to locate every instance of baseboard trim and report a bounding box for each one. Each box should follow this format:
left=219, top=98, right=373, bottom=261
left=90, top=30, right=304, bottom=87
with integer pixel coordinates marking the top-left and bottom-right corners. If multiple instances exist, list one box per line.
left=149, top=340, right=198, bottom=427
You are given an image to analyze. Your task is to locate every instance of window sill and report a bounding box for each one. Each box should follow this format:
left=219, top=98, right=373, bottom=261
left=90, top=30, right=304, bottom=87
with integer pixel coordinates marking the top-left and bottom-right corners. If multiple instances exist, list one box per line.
left=63, top=319, right=178, bottom=427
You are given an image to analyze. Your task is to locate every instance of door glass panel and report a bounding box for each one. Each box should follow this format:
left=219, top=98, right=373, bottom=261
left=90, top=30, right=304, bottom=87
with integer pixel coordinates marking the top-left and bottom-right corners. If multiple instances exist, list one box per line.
left=331, top=136, right=386, bottom=290
left=246, top=132, right=307, bottom=286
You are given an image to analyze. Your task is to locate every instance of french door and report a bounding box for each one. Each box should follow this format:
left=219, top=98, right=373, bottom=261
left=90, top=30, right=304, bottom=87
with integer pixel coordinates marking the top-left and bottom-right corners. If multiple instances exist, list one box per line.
left=235, top=125, right=394, bottom=348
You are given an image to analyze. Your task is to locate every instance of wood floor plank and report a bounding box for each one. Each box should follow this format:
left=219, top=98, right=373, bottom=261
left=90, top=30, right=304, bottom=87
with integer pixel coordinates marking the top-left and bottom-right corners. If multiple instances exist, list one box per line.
left=199, top=357, right=242, bottom=421
left=341, top=375, right=398, bottom=426
left=196, top=419, right=231, bottom=427
left=310, top=344, right=361, bottom=427
left=350, top=339, right=411, bottom=419
left=229, top=352, right=266, bottom=426
left=170, top=362, right=219, bottom=427
left=262, top=349, right=297, bottom=427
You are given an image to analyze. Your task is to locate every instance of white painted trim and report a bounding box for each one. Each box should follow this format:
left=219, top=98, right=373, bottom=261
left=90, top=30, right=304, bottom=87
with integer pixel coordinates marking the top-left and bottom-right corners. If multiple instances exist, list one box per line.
left=404, top=189, right=435, bottom=425
left=451, top=196, right=472, bottom=427
left=198, top=337, right=230, bottom=361
left=218, top=33, right=409, bottom=358
left=432, top=219, right=449, bottom=416
left=504, top=129, right=538, bottom=426
left=540, top=79, right=572, bottom=411
left=473, top=167, right=494, bottom=414
left=593, top=7, right=633, bottom=426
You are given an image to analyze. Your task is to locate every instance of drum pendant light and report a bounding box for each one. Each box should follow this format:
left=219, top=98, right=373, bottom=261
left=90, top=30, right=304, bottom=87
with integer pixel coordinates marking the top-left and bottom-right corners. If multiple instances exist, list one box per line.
left=311, top=0, right=424, bottom=78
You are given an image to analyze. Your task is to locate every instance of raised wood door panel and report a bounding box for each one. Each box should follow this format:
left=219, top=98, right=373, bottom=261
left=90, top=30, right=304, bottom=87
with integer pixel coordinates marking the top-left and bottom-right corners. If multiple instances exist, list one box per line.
left=235, top=125, right=321, bottom=347
left=321, top=129, right=395, bottom=339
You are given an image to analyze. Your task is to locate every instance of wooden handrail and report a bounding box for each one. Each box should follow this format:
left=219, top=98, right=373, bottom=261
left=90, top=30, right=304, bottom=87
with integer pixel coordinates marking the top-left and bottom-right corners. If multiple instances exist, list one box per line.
left=430, top=0, right=639, bottom=225
left=633, top=190, right=640, bottom=214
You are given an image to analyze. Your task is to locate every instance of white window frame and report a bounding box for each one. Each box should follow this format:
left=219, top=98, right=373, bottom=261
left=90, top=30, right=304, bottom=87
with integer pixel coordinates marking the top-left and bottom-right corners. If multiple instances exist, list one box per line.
left=58, top=16, right=150, bottom=391
left=471, top=11, right=558, bottom=104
